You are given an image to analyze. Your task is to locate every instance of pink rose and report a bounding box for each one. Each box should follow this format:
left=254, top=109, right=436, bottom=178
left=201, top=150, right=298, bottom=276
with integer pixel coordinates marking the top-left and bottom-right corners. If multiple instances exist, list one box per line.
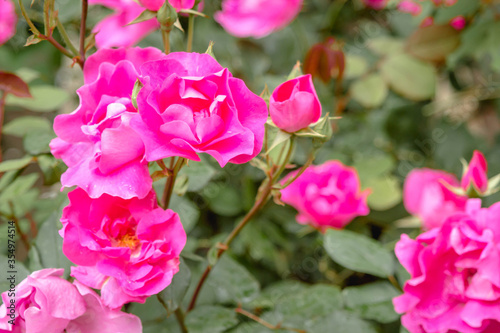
left=0, top=269, right=141, bottom=333
left=450, top=16, right=466, bottom=30
left=362, top=0, right=388, bottom=10
left=214, top=0, right=303, bottom=38
left=280, top=161, right=370, bottom=232
left=50, top=47, right=166, bottom=199
left=89, top=0, right=159, bottom=48
left=0, top=0, right=17, bottom=46
left=269, top=74, right=322, bottom=133
left=394, top=199, right=500, bottom=333
left=0, top=269, right=86, bottom=333
left=138, top=0, right=196, bottom=11
left=403, top=168, right=468, bottom=230
left=397, top=0, right=422, bottom=16
left=130, top=52, right=268, bottom=167
left=60, top=188, right=186, bottom=309
left=66, top=281, right=142, bottom=333
left=461, top=150, right=488, bottom=194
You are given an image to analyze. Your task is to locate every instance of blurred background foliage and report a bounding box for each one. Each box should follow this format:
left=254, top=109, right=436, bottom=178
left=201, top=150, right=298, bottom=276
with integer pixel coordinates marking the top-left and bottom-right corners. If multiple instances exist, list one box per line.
left=1, top=0, right=500, bottom=332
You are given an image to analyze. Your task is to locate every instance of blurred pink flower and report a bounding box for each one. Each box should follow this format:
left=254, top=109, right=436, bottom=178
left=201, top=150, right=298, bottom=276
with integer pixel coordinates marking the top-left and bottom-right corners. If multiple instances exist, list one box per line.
left=90, top=0, right=159, bottom=48
left=60, top=188, right=186, bottom=309
left=0, top=0, right=16, bottom=45
left=50, top=47, right=166, bottom=199
left=397, top=0, right=422, bottom=16
left=461, top=150, right=488, bottom=194
left=420, top=16, right=434, bottom=27
left=280, top=161, right=370, bottom=232
left=403, top=168, right=467, bottom=230
left=0, top=269, right=142, bottom=333
left=270, top=74, right=322, bottom=133
left=394, top=199, right=500, bottom=333
left=362, top=0, right=388, bottom=10
left=450, top=15, right=466, bottom=30
left=214, top=0, right=303, bottom=38
left=130, top=52, right=268, bottom=167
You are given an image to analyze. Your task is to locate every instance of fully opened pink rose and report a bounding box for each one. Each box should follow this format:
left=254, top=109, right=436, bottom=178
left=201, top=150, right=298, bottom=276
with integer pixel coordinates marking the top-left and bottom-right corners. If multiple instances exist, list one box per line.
left=50, top=47, right=166, bottom=199
left=394, top=199, right=500, bottom=333
left=404, top=168, right=467, bottom=230
left=60, top=188, right=186, bottom=309
left=0, top=0, right=17, bottom=46
left=280, top=161, right=370, bottom=232
left=0, top=269, right=141, bottom=333
left=131, top=52, right=268, bottom=167
left=90, top=0, right=159, bottom=48
left=270, top=74, right=322, bottom=133
left=461, top=150, right=488, bottom=194
left=214, top=0, right=303, bottom=38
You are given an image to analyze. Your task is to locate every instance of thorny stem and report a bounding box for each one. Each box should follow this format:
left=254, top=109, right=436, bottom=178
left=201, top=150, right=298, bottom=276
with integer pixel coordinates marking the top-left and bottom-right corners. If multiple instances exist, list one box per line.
left=235, top=307, right=306, bottom=333
left=187, top=138, right=297, bottom=312
left=80, top=0, right=88, bottom=67
left=186, top=14, right=195, bottom=52
left=280, top=151, right=314, bottom=189
left=161, top=157, right=185, bottom=209
left=56, top=18, right=79, bottom=56
left=162, top=29, right=171, bottom=54
left=156, top=295, right=188, bottom=333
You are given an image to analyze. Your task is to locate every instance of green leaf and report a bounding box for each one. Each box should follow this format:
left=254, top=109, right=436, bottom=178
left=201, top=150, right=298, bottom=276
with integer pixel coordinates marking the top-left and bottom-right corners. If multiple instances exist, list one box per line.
left=353, top=154, right=395, bottom=183
left=169, top=194, right=200, bottom=233
left=272, top=284, right=343, bottom=328
left=350, top=74, right=388, bottom=109
left=343, top=281, right=400, bottom=323
left=365, top=176, right=402, bottom=211
left=307, top=310, right=378, bottom=333
left=201, top=255, right=260, bottom=305
left=158, top=258, right=191, bottom=314
left=23, top=130, right=54, bottom=155
left=207, top=185, right=243, bottom=217
left=0, top=173, right=38, bottom=204
left=180, top=160, right=217, bottom=192
left=128, top=9, right=157, bottom=25
left=3, top=116, right=51, bottom=137
left=380, top=53, right=436, bottom=101
left=405, top=24, right=461, bottom=63
left=324, top=229, right=395, bottom=278
left=185, top=305, right=238, bottom=333
left=37, top=155, right=66, bottom=185
left=33, top=213, right=73, bottom=278
left=368, top=37, right=404, bottom=56
left=248, top=280, right=309, bottom=309
left=0, top=156, right=33, bottom=173
left=6, top=86, right=69, bottom=112
left=344, top=54, right=369, bottom=79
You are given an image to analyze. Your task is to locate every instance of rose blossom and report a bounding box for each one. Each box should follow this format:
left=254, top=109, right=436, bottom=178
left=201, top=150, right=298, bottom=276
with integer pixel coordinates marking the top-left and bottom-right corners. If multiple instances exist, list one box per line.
left=461, top=150, right=488, bottom=194
left=0, top=0, right=17, bottom=46
left=403, top=168, right=468, bottom=230
left=280, top=161, right=370, bottom=232
left=397, top=0, right=422, bottom=16
left=214, top=0, right=303, bottom=38
left=0, top=269, right=142, bottom=333
left=394, top=199, right=500, bottom=333
left=450, top=16, right=466, bottom=30
left=130, top=52, right=268, bottom=167
left=50, top=47, right=166, bottom=199
left=60, top=188, right=186, bottom=309
left=269, top=74, right=322, bottom=133
left=89, top=0, right=159, bottom=48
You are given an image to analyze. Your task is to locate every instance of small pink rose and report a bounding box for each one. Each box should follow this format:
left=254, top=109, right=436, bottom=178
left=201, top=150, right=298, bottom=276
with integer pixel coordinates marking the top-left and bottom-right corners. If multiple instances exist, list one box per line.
left=280, top=161, right=370, bottom=232
left=403, top=168, right=467, bottom=230
left=461, top=150, right=488, bottom=194
left=397, top=0, right=422, bottom=16
left=0, top=0, right=16, bottom=45
left=450, top=15, right=466, bottom=30
left=214, top=0, right=303, bottom=38
left=269, top=74, right=322, bottom=133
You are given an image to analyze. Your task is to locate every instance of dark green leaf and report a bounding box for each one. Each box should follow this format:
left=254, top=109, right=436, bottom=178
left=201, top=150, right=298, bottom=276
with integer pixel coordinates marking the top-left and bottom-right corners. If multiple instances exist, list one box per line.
left=185, top=305, right=238, bottom=333
left=158, top=258, right=191, bottom=314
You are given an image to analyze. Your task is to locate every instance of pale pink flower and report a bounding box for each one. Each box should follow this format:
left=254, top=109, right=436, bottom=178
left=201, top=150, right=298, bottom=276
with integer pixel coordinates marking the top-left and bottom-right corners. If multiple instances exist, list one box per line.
left=280, top=161, right=370, bottom=232
left=404, top=168, right=468, bottom=230
left=50, top=47, right=166, bottom=199
left=394, top=199, right=500, bottom=333
left=397, top=0, right=422, bottom=16
left=0, top=0, right=17, bottom=45
left=450, top=15, right=466, bottom=30
left=270, top=74, right=321, bottom=133
left=130, top=52, right=268, bottom=167
left=0, top=269, right=142, bottom=333
left=60, top=188, right=186, bottom=309
left=214, top=0, right=303, bottom=38
left=461, top=150, right=488, bottom=193
left=90, top=0, right=159, bottom=48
